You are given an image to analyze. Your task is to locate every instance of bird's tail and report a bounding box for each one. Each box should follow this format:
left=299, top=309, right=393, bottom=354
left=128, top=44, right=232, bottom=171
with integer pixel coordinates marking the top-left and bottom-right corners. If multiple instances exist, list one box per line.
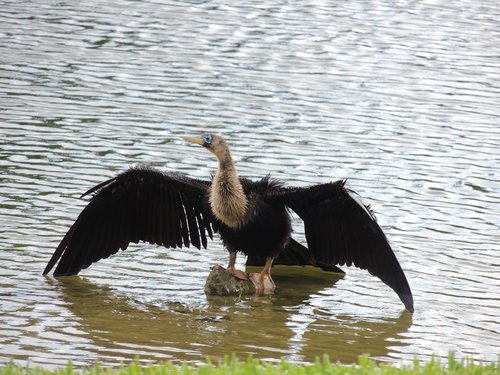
left=245, top=238, right=345, bottom=273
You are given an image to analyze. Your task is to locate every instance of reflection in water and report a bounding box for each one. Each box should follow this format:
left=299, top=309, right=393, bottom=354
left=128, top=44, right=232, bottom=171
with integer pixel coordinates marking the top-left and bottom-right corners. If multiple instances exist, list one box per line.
left=49, top=267, right=411, bottom=364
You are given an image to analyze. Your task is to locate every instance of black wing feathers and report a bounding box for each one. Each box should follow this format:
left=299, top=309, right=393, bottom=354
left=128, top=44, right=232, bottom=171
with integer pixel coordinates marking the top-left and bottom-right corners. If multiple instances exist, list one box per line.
left=43, top=167, right=214, bottom=276
left=270, top=181, right=414, bottom=312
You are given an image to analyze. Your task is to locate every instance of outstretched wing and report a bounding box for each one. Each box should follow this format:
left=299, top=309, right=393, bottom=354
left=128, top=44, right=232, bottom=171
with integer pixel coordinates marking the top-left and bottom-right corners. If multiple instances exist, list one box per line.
left=270, top=181, right=414, bottom=312
left=43, top=166, right=214, bottom=276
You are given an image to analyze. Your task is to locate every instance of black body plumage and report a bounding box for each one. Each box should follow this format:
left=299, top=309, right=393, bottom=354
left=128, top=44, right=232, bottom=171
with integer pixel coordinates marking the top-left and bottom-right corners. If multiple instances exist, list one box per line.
left=217, top=177, right=291, bottom=261
left=44, top=162, right=414, bottom=312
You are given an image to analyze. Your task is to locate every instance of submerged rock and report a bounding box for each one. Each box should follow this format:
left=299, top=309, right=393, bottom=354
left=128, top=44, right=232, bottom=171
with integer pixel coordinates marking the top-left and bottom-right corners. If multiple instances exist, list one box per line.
left=204, top=265, right=256, bottom=296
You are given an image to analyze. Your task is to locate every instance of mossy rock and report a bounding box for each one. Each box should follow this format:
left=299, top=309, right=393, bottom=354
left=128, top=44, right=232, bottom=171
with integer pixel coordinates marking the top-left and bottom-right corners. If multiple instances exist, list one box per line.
left=204, top=265, right=256, bottom=296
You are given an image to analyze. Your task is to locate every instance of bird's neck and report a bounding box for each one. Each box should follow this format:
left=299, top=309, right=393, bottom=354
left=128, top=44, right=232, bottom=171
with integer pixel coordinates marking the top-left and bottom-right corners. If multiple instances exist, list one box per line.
left=210, top=149, right=248, bottom=228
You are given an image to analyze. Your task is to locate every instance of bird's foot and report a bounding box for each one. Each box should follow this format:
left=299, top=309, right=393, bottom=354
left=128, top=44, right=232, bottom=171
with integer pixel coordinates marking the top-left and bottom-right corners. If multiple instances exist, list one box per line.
left=226, top=266, right=250, bottom=281
left=247, top=272, right=276, bottom=294
left=217, top=265, right=276, bottom=294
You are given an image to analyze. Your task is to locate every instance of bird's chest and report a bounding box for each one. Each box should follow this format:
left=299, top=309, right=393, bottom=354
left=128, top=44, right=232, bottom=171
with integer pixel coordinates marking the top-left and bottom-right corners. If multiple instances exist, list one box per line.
left=209, top=177, right=248, bottom=229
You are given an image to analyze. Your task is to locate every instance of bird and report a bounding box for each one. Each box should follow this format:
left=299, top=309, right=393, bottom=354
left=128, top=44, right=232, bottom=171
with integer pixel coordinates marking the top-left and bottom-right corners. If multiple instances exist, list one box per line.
left=43, top=134, right=414, bottom=312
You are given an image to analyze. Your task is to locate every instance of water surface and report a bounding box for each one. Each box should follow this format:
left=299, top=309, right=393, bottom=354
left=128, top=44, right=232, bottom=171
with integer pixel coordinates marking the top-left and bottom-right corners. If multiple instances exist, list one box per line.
left=0, top=0, right=499, bottom=368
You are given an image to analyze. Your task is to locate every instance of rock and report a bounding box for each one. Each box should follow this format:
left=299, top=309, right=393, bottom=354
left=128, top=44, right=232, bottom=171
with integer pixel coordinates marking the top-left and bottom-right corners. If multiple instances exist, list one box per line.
left=204, top=265, right=256, bottom=296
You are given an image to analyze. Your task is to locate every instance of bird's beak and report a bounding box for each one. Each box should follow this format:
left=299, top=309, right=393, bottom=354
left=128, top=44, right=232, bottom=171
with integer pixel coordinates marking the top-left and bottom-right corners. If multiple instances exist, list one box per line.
left=181, top=135, right=204, bottom=145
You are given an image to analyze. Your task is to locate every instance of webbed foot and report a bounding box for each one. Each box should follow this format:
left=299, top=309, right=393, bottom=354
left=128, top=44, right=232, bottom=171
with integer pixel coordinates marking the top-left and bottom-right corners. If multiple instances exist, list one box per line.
left=247, top=272, right=276, bottom=294
left=226, top=266, right=250, bottom=281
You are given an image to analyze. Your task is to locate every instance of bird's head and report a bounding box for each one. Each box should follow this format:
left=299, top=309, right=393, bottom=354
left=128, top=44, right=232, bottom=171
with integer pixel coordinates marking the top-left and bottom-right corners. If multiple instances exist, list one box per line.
left=181, top=134, right=228, bottom=160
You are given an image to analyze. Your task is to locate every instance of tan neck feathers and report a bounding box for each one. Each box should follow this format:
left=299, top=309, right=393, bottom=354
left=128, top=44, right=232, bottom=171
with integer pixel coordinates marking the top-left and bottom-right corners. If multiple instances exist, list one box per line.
left=209, top=147, right=248, bottom=228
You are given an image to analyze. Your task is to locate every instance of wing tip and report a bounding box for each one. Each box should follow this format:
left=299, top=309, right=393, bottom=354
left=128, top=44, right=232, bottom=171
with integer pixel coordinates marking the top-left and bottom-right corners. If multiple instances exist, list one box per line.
left=400, top=293, right=414, bottom=313
left=42, top=247, right=64, bottom=276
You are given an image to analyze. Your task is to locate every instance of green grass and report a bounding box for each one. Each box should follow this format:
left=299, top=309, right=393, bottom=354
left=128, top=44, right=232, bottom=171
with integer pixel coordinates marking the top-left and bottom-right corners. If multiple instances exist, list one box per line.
left=1, top=355, right=498, bottom=375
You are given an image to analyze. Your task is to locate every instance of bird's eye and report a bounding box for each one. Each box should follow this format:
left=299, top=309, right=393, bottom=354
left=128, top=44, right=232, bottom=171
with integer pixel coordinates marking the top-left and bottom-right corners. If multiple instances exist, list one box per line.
left=203, top=135, right=212, bottom=144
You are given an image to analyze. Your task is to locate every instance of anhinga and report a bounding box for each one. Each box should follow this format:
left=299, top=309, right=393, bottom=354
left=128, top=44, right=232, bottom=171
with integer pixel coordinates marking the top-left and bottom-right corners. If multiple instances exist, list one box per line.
left=44, top=134, right=414, bottom=312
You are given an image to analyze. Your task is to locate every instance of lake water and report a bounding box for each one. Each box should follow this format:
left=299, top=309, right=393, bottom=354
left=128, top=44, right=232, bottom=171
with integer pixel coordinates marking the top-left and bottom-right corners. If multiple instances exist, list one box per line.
left=0, top=0, right=499, bottom=368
